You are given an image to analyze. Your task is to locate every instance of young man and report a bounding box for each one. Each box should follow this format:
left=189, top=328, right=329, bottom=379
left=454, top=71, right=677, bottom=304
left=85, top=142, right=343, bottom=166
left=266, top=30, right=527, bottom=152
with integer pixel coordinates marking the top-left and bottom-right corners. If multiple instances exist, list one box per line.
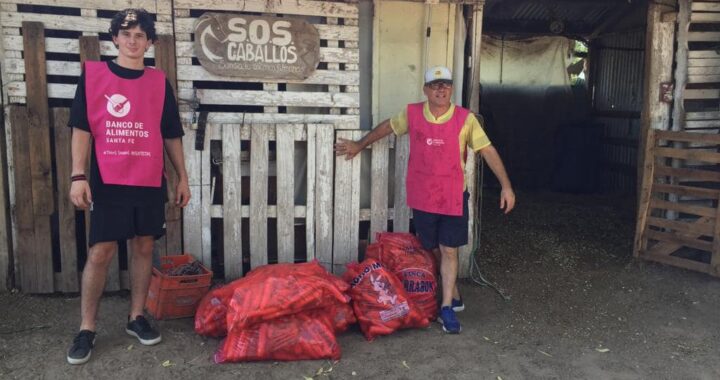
left=335, top=66, right=515, bottom=334
left=66, top=9, right=190, bottom=364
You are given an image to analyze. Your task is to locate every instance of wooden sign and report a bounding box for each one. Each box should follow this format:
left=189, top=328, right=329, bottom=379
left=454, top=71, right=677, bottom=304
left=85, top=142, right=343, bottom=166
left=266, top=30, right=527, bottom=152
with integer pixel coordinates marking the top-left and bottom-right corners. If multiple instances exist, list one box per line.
left=194, top=13, right=320, bottom=80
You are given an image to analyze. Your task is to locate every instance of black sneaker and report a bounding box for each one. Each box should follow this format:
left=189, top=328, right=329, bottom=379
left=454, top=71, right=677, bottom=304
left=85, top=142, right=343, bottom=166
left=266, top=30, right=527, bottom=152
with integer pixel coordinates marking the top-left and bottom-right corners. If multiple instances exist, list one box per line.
left=67, top=330, right=96, bottom=365
left=125, top=316, right=162, bottom=346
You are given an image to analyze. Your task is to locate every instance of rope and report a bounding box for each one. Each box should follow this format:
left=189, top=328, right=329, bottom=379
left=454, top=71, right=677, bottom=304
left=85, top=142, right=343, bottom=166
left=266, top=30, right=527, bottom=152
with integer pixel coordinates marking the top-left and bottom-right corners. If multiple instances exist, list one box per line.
left=467, top=156, right=511, bottom=301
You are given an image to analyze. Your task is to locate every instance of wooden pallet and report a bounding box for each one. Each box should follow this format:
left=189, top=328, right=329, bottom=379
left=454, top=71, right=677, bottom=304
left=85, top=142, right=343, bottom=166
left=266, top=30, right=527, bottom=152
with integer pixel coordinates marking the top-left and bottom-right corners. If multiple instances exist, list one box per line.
left=635, top=129, right=720, bottom=277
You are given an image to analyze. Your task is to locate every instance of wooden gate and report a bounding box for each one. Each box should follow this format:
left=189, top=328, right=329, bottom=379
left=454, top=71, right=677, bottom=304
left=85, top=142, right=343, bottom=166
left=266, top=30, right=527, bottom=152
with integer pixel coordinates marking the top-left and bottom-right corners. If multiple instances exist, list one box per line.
left=635, top=1, right=720, bottom=277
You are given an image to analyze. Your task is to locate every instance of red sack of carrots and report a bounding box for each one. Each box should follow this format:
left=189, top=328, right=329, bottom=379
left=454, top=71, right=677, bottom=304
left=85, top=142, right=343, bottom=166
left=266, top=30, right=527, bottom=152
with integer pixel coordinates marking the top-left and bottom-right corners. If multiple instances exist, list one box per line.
left=366, top=232, right=439, bottom=321
left=226, top=261, right=350, bottom=332
left=343, top=259, right=429, bottom=341
left=194, top=284, right=235, bottom=337
left=215, top=309, right=341, bottom=363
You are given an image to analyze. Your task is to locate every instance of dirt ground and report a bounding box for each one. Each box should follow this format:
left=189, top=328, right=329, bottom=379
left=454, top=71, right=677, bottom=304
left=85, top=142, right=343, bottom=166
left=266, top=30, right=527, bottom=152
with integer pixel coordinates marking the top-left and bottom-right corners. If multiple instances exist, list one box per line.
left=2, top=191, right=720, bottom=380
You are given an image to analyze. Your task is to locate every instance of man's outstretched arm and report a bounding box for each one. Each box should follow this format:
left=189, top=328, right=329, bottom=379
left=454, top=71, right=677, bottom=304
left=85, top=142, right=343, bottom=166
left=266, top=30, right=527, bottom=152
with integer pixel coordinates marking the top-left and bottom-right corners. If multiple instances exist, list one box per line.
left=334, top=119, right=394, bottom=160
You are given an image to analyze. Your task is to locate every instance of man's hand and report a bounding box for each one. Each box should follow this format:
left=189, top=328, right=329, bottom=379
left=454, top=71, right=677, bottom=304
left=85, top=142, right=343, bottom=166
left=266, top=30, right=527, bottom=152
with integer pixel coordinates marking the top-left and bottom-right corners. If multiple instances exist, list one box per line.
left=334, top=138, right=363, bottom=160
left=500, top=187, right=515, bottom=214
left=70, top=180, right=92, bottom=209
left=175, top=178, right=191, bottom=207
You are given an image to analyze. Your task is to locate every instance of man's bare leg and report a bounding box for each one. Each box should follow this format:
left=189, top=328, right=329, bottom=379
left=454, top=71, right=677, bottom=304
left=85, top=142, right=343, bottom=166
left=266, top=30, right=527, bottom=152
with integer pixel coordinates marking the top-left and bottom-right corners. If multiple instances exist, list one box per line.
left=80, top=242, right=118, bottom=331
left=129, top=235, right=154, bottom=319
left=433, top=247, right=461, bottom=301
left=439, top=245, right=459, bottom=307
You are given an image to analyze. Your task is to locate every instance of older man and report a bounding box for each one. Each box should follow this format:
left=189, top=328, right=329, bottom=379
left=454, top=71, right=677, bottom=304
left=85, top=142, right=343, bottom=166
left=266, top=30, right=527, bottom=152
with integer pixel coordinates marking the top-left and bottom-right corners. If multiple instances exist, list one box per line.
left=335, top=66, right=515, bottom=334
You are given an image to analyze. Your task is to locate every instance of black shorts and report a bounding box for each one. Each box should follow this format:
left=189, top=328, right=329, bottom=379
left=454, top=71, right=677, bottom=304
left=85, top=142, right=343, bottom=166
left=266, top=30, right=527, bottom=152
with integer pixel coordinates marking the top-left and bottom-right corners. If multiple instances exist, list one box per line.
left=88, top=202, right=166, bottom=246
left=412, top=192, right=469, bottom=250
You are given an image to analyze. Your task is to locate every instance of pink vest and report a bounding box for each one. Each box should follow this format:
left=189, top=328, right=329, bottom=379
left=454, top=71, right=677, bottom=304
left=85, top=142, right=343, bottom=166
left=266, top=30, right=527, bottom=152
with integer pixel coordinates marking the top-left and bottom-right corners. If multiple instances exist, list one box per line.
left=406, top=102, right=469, bottom=216
left=85, top=61, right=165, bottom=187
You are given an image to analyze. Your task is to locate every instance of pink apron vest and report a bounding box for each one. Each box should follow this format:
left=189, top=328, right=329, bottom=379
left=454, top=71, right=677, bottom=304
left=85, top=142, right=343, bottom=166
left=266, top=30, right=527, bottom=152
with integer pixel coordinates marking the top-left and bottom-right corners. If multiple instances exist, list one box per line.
left=406, top=102, right=469, bottom=216
left=85, top=61, right=165, bottom=187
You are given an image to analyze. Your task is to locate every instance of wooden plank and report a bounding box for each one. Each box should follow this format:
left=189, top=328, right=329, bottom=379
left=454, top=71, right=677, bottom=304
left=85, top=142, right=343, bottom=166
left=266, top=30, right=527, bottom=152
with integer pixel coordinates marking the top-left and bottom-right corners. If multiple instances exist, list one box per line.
left=53, top=108, right=79, bottom=292
left=174, top=18, right=358, bottom=40
left=222, top=124, right=243, bottom=279
left=654, top=165, right=720, bottom=182
left=393, top=135, right=411, bottom=232
left=688, top=32, right=720, bottom=41
left=687, top=111, right=720, bottom=120
left=0, top=0, right=160, bottom=12
left=692, top=2, right=720, bottom=12
left=686, top=119, right=720, bottom=128
left=333, top=130, right=362, bottom=274
left=176, top=65, right=359, bottom=86
left=183, top=128, right=203, bottom=262
left=315, top=126, right=334, bottom=271
left=200, top=127, right=212, bottom=267
left=179, top=89, right=359, bottom=108
left=3, top=36, right=154, bottom=57
left=645, top=229, right=714, bottom=252
left=671, top=1, right=690, bottom=134
left=691, top=12, right=720, bottom=22
left=645, top=216, right=713, bottom=256
left=688, top=58, right=720, bottom=69
left=459, top=153, right=478, bottom=279
left=179, top=112, right=358, bottom=127
left=249, top=125, right=269, bottom=268
left=173, top=0, right=358, bottom=17
left=22, top=22, right=54, bottom=216
left=305, top=124, right=317, bottom=261
left=652, top=183, right=720, bottom=199
left=276, top=125, right=295, bottom=264
left=9, top=106, right=37, bottom=292
left=688, top=51, right=720, bottom=59
left=650, top=198, right=717, bottom=218
left=369, top=135, right=389, bottom=242
left=0, top=106, right=11, bottom=290
left=646, top=216, right=715, bottom=236
left=655, top=130, right=720, bottom=144
left=640, top=250, right=711, bottom=274
left=653, top=147, right=720, bottom=164
left=688, top=74, right=720, bottom=83
left=1, top=12, right=173, bottom=34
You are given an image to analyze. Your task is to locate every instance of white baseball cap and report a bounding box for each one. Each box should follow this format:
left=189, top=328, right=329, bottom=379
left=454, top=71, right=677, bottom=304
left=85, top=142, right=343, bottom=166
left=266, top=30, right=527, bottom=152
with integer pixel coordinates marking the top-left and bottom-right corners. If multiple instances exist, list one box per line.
left=424, top=66, right=453, bottom=84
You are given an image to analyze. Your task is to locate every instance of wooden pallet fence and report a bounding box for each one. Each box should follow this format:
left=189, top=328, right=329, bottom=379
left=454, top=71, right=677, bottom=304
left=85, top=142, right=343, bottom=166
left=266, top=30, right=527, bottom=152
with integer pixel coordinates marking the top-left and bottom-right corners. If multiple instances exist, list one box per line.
left=172, top=0, right=361, bottom=127
left=635, top=130, right=720, bottom=277
left=1, top=0, right=173, bottom=104
left=184, top=123, right=334, bottom=278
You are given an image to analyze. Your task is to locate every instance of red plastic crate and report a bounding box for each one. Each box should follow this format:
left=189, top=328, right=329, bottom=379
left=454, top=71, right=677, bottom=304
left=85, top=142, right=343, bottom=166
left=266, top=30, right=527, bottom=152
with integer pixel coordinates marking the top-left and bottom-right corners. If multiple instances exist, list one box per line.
left=145, top=254, right=212, bottom=319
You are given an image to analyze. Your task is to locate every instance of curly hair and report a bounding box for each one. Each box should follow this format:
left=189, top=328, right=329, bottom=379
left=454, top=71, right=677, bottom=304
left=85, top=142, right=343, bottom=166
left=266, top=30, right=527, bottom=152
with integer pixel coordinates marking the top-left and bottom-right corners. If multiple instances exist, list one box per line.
left=109, top=8, right=157, bottom=42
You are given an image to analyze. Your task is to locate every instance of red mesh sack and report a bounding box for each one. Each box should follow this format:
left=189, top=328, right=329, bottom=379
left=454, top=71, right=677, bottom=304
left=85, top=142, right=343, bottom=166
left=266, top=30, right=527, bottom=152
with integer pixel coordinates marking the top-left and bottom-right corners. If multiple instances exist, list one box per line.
left=343, top=259, right=429, bottom=341
left=194, top=284, right=235, bottom=337
left=215, top=309, right=341, bottom=363
left=321, top=300, right=357, bottom=333
left=226, top=262, right=350, bottom=332
left=366, top=233, right=439, bottom=321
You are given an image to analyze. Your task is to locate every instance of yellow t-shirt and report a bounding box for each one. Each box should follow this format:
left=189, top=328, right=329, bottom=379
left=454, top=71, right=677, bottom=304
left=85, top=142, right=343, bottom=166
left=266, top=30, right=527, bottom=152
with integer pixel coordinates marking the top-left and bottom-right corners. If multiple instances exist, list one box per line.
left=389, top=102, right=492, bottom=187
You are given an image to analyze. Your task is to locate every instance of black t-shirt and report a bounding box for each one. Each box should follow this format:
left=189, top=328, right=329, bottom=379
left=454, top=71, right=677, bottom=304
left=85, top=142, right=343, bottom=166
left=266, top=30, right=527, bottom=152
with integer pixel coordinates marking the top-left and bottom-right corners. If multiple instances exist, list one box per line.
left=68, top=60, right=184, bottom=205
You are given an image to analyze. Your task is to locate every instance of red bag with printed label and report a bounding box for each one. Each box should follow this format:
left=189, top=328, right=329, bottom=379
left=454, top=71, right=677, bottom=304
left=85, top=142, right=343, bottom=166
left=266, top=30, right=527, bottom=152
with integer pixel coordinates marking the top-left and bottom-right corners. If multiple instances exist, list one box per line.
left=343, top=259, right=429, bottom=341
left=215, top=308, right=341, bottom=363
left=366, top=232, right=439, bottom=321
left=194, top=284, right=235, bottom=337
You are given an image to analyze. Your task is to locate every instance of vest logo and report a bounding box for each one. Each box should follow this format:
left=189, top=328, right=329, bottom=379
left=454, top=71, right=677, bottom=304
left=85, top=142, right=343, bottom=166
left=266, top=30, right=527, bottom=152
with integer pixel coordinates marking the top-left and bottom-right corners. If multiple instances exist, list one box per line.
left=104, top=94, right=131, bottom=118
left=426, top=138, right=445, bottom=146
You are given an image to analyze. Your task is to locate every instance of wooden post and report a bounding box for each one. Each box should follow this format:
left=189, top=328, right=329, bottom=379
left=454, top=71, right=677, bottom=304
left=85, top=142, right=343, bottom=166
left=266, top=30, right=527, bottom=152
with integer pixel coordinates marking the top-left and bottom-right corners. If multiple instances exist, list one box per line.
left=315, top=127, right=335, bottom=271
left=249, top=125, right=269, bottom=269
left=222, top=125, right=243, bottom=279
left=459, top=2, right=485, bottom=278
left=333, top=130, right=362, bottom=274
left=21, top=22, right=54, bottom=293
left=53, top=108, right=79, bottom=292
left=154, top=34, right=183, bottom=256
left=275, top=125, right=295, bottom=263
left=634, top=2, right=676, bottom=257
left=0, top=106, right=12, bottom=291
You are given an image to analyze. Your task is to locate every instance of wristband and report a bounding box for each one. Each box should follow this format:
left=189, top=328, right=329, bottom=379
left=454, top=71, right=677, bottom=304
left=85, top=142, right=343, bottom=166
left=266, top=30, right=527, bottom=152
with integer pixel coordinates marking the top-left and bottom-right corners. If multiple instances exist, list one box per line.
left=71, top=174, right=87, bottom=182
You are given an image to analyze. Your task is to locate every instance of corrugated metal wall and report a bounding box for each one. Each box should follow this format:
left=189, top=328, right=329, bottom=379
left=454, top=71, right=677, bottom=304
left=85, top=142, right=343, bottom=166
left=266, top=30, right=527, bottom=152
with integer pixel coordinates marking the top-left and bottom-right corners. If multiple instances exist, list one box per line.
left=591, top=31, right=645, bottom=193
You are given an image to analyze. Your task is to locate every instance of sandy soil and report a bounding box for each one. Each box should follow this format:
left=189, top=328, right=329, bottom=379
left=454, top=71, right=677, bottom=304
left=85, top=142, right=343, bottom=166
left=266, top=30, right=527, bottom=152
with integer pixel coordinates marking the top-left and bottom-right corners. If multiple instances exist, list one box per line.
left=1, top=191, right=719, bottom=380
